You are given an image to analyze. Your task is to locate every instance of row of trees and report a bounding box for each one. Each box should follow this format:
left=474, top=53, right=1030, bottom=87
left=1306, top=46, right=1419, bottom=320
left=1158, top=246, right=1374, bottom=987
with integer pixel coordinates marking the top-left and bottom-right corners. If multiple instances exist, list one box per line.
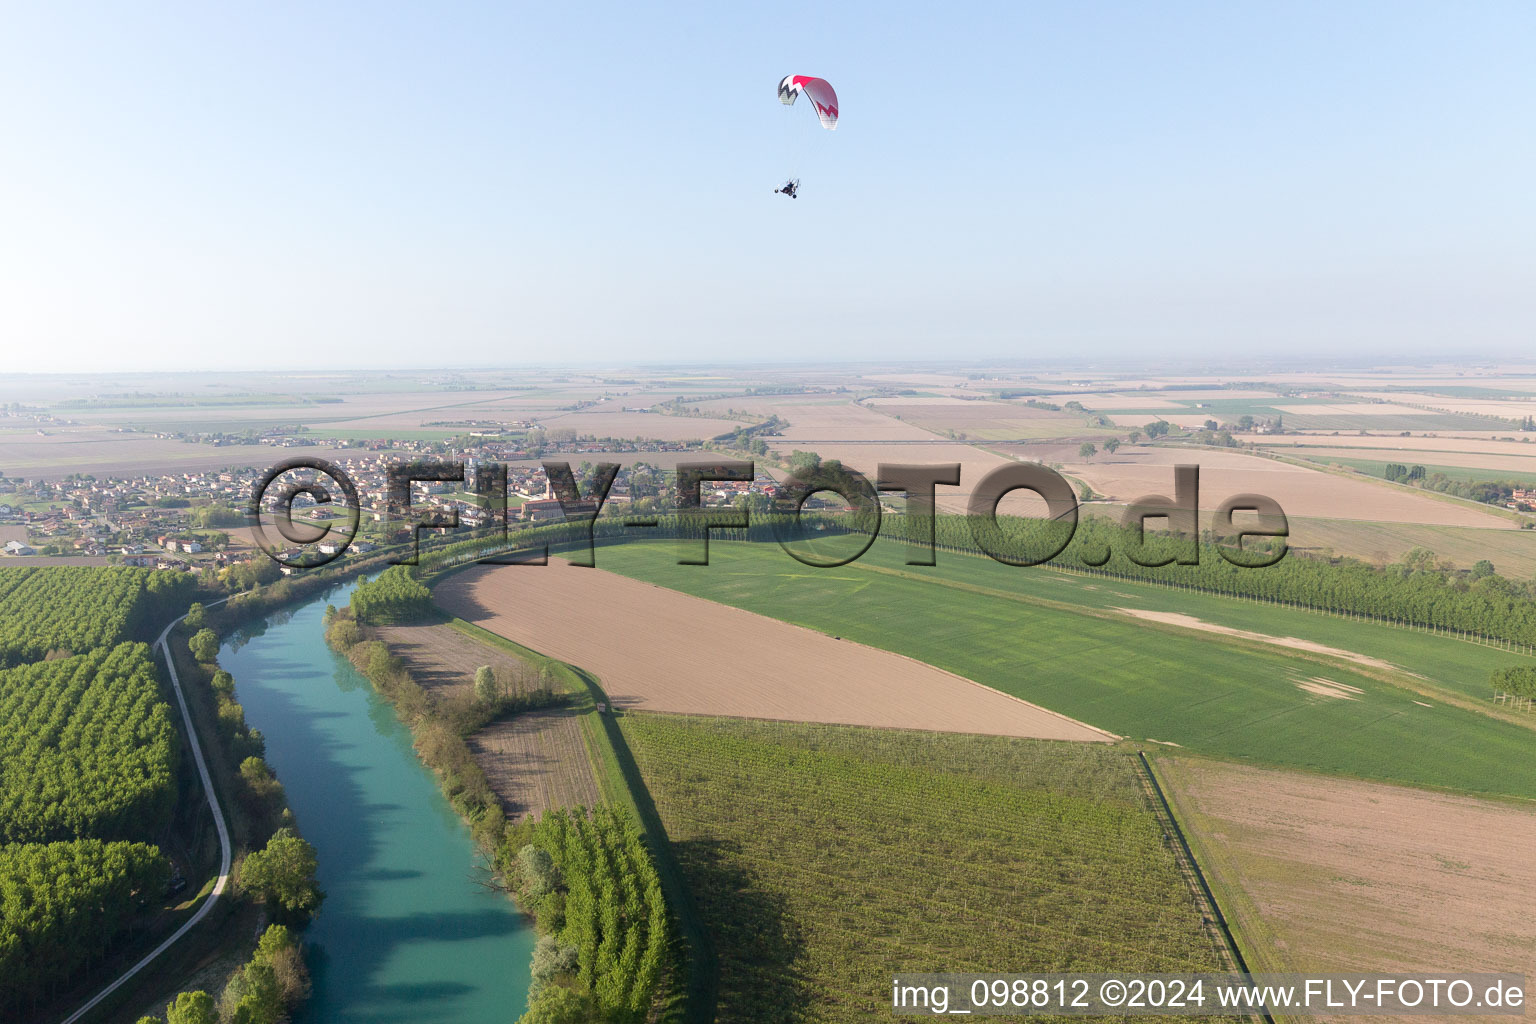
left=350, top=565, right=434, bottom=624
left=503, top=806, right=673, bottom=1023
left=1383, top=463, right=1533, bottom=507
left=0, top=839, right=169, bottom=1015
left=1491, top=665, right=1536, bottom=698
left=0, top=566, right=195, bottom=666
left=423, top=506, right=1536, bottom=650
left=0, top=643, right=176, bottom=843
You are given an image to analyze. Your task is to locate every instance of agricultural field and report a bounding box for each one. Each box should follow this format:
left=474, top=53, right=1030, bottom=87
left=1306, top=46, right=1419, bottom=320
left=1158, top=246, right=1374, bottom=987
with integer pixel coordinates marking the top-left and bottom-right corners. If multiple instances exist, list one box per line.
left=0, top=643, right=176, bottom=843
left=1157, top=757, right=1536, bottom=1012
left=371, top=619, right=601, bottom=818
left=0, top=426, right=334, bottom=480
left=1057, top=444, right=1514, bottom=529
left=766, top=439, right=1019, bottom=513
left=470, top=705, right=601, bottom=820
left=529, top=409, right=744, bottom=442
left=1245, top=433, right=1536, bottom=457
left=766, top=399, right=943, bottom=442
left=576, top=536, right=1536, bottom=800
left=1266, top=516, right=1536, bottom=574
left=1286, top=453, right=1536, bottom=489
left=861, top=396, right=1117, bottom=441
left=1073, top=500, right=1536, bottom=574
left=0, top=565, right=195, bottom=665
left=619, top=714, right=1229, bottom=1023
left=1343, top=390, right=1536, bottom=419
left=434, top=559, right=1110, bottom=741
left=1280, top=448, right=1536, bottom=484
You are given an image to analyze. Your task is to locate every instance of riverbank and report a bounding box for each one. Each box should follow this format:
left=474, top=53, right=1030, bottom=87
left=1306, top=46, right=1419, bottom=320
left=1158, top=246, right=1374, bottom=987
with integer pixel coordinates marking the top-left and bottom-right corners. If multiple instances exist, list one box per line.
left=225, top=583, right=535, bottom=1022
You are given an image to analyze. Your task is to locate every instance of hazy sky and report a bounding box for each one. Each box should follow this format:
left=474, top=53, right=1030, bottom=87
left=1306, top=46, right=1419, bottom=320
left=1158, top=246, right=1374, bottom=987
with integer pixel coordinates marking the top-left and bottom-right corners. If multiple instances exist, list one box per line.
left=2, top=2, right=1532, bottom=372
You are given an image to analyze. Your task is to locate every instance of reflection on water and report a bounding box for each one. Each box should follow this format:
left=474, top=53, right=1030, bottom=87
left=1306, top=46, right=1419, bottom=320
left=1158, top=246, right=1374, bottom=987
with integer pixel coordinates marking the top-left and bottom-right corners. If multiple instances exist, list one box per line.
left=219, top=584, right=533, bottom=1023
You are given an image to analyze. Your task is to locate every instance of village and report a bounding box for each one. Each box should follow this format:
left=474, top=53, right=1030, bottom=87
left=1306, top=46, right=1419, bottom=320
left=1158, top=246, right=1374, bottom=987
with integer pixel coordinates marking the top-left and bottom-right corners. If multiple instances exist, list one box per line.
left=0, top=430, right=782, bottom=568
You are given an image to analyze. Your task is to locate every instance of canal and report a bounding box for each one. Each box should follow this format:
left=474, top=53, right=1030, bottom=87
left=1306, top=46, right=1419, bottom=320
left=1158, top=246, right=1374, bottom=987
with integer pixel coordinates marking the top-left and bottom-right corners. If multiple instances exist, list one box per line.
left=219, top=583, right=533, bottom=1023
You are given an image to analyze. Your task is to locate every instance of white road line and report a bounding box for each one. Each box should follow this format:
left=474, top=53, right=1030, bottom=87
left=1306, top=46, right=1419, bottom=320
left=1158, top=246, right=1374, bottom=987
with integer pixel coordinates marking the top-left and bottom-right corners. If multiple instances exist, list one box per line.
left=59, top=596, right=233, bottom=1024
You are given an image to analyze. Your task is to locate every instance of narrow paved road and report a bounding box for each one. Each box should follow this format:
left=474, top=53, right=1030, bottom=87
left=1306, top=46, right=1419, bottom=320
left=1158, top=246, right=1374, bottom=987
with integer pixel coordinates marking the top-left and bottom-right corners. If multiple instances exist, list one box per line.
left=59, top=596, right=233, bottom=1024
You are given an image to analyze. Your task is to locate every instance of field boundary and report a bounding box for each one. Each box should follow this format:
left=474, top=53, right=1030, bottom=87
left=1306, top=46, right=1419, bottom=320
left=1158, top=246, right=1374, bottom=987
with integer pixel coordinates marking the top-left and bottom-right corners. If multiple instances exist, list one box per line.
left=443, top=618, right=718, bottom=1024
left=1138, top=752, right=1272, bottom=1024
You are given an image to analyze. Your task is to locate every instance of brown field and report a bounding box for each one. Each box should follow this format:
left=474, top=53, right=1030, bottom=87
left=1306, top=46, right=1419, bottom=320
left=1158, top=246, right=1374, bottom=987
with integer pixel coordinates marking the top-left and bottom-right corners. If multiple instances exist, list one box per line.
left=766, top=439, right=1021, bottom=513
left=469, top=708, right=601, bottom=820
left=1036, top=392, right=1189, bottom=409
left=688, top=393, right=847, bottom=416
left=0, top=428, right=347, bottom=480
left=770, top=400, right=942, bottom=441
left=56, top=389, right=536, bottom=428
left=1272, top=402, right=1432, bottom=417
left=1344, top=392, right=1536, bottom=418
left=435, top=561, right=1114, bottom=741
left=1158, top=757, right=1536, bottom=1021
left=531, top=410, right=743, bottom=442
left=1281, top=445, right=1536, bottom=476
left=1250, top=434, right=1536, bottom=458
left=1107, top=410, right=1227, bottom=429
left=863, top=399, right=1110, bottom=441
left=371, top=620, right=600, bottom=819
left=1083, top=503, right=1536, bottom=573
left=1061, top=445, right=1514, bottom=528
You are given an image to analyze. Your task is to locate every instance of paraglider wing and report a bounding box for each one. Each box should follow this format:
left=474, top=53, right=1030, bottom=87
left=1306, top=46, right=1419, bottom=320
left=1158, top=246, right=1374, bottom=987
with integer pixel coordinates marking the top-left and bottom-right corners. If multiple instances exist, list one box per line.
left=777, top=75, right=838, bottom=130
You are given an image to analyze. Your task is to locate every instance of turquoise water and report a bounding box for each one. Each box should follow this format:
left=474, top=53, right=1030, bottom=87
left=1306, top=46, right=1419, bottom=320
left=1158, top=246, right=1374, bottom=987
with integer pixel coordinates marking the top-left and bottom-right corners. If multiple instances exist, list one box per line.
left=220, top=586, right=533, bottom=1023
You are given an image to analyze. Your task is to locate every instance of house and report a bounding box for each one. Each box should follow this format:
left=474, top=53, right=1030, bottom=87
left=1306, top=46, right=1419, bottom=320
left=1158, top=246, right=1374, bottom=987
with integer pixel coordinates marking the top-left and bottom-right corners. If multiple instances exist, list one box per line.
left=3, top=540, right=35, bottom=556
left=180, top=540, right=203, bottom=554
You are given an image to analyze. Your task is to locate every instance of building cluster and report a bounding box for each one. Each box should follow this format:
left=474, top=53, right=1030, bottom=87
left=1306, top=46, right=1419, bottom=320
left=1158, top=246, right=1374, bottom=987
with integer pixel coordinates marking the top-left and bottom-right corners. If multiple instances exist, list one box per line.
left=0, top=432, right=772, bottom=565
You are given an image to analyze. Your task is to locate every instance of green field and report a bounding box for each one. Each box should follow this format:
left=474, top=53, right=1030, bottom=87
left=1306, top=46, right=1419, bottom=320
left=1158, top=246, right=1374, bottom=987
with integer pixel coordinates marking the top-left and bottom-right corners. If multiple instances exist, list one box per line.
left=1103, top=396, right=1513, bottom=432
left=619, top=714, right=1227, bottom=1023
left=1286, top=452, right=1536, bottom=489
left=583, top=537, right=1536, bottom=799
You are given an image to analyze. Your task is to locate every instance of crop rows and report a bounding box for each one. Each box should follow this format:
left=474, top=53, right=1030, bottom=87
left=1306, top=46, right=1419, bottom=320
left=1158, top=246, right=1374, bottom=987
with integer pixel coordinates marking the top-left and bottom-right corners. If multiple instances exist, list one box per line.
left=620, top=715, right=1225, bottom=1024
left=0, top=566, right=195, bottom=666
left=0, top=643, right=176, bottom=843
left=0, top=838, right=169, bottom=1015
left=521, top=805, right=672, bottom=1019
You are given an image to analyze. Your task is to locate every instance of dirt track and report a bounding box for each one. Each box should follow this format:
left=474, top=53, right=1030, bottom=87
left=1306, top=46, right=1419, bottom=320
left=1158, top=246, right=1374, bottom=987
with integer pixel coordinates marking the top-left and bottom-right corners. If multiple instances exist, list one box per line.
left=436, top=561, right=1114, bottom=741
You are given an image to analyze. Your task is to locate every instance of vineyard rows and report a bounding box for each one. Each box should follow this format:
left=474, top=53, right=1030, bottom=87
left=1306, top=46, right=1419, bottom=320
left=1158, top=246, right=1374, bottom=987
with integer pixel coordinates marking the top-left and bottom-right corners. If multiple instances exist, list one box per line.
left=620, top=714, right=1225, bottom=1024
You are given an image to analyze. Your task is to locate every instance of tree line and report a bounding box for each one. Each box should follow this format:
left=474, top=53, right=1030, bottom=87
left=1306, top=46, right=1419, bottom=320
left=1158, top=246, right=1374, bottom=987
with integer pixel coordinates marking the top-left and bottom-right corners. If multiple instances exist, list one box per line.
left=502, top=806, right=674, bottom=1023
left=420, top=509, right=1536, bottom=651
left=350, top=565, right=435, bottom=624
left=0, top=838, right=169, bottom=1016
left=0, top=643, right=176, bottom=844
left=0, top=566, right=196, bottom=666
